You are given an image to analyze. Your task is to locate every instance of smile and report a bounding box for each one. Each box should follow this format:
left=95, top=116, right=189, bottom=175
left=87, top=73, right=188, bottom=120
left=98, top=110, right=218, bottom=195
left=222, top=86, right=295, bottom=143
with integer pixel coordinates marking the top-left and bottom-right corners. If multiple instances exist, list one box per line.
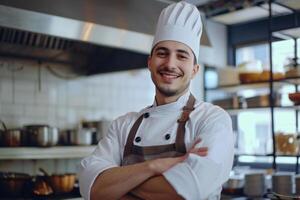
left=159, top=71, right=181, bottom=79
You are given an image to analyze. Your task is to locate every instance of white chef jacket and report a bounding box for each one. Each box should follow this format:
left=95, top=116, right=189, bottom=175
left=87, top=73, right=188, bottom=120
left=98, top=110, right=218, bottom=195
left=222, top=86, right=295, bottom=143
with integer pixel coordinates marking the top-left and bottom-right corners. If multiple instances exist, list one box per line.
left=78, top=91, right=235, bottom=200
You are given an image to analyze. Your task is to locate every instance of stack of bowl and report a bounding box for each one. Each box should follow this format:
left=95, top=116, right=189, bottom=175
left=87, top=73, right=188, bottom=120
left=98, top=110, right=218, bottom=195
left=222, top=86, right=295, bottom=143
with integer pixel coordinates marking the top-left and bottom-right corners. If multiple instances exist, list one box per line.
left=272, top=173, right=293, bottom=195
left=244, top=173, right=266, bottom=197
left=295, top=175, right=300, bottom=195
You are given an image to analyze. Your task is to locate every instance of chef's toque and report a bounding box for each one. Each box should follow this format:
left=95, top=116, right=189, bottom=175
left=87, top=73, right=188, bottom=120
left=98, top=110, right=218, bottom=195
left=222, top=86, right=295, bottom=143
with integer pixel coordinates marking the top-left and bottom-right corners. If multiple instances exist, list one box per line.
left=152, top=1, right=203, bottom=63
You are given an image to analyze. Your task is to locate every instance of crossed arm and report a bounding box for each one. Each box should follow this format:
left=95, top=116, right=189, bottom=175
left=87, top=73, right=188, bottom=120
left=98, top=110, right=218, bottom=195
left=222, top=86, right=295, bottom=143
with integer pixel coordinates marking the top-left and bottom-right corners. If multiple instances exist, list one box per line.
left=90, top=141, right=207, bottom=200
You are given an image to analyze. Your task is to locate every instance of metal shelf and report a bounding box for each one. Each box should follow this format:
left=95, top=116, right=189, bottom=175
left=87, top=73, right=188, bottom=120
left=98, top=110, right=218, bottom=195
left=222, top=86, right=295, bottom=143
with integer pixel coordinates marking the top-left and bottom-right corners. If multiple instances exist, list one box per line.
left=205, top=81, right=285, bottom=93
left=225, top=105, right=300, bottom=115
left=0, top=146, right=96, bottom=160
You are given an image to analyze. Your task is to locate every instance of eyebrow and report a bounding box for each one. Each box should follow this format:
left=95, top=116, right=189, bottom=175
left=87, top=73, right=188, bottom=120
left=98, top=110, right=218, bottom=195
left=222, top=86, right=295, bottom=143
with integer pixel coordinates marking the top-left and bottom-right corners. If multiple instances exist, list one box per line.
left=154, top=47, right=191, bottom=57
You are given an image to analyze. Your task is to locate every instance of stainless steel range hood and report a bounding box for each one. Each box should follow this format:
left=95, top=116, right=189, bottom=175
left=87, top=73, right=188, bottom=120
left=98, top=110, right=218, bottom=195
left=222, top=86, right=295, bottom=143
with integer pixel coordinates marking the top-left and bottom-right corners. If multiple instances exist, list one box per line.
left=0, top=0, right=211, bottom=75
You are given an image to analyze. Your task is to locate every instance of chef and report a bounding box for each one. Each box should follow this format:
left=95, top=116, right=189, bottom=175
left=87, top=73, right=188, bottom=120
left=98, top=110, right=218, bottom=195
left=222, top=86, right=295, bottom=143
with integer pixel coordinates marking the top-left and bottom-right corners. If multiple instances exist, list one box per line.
left=78, top=1, right=234, bottom=200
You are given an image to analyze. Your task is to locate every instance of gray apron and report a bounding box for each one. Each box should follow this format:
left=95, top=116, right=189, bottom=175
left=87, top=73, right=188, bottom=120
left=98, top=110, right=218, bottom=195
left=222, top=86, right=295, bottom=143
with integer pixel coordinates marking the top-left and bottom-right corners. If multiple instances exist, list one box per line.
left=122, top=94, right=196, bottom=166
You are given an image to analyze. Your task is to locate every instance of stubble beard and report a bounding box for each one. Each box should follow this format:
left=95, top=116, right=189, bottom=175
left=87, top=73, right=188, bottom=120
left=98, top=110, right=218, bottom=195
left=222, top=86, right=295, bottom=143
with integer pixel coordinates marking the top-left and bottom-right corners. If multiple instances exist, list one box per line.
left=154, top=79, right=190, bottom=97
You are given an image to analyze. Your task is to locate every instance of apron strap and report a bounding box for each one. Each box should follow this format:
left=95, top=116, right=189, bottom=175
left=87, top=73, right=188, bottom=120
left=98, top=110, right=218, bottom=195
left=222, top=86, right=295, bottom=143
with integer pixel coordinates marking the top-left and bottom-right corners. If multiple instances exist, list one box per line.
left=175, top=94, right=196, bottom=153
left=123, top=114, right=144, bottom=158
left=123, top=93, right=196, bottom=158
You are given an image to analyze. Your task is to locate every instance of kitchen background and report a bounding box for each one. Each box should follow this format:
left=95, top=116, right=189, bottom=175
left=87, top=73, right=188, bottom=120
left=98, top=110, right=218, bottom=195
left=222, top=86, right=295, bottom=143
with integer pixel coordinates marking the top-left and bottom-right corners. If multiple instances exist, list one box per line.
left=0, top=0, right=300, bottom=199
left=0, top=15, right=226, bottom=174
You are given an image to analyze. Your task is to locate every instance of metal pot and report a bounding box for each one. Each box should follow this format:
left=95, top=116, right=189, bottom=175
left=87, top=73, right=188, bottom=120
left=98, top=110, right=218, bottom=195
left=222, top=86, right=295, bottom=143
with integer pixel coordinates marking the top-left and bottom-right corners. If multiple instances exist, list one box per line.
left=49, top=173, right=76, bottom=194
left=24, top=125, right=59, bottom=147
left=62, top=128, right=92, bottom=146
left=0, top=172, right=32, bottom=197
left=222, top=177, right=244, bottom=195
left=0, top=120, right=23, bottom=147
left=82, top=120, right=112, bottom=144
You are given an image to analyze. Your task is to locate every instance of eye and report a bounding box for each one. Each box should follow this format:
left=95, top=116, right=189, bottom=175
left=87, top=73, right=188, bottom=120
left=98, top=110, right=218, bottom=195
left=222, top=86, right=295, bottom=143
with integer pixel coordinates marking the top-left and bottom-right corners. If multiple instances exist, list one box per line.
left=156, top=51, right=168, bottom=57
left=178, top=54, right=188, bottom=60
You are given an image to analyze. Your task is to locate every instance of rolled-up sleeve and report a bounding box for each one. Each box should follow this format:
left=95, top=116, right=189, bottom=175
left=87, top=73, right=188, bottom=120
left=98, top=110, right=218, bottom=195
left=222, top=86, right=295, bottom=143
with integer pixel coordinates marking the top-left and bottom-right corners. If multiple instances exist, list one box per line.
left=78, top=121, right=122, bottom=200
left=163, top=108, right=235, bottom=200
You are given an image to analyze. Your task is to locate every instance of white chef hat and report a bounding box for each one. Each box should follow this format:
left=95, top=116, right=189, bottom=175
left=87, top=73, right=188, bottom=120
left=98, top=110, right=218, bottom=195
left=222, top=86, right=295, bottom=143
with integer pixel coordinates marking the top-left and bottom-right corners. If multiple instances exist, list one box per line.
left=152, top=1, right=203, bottom=63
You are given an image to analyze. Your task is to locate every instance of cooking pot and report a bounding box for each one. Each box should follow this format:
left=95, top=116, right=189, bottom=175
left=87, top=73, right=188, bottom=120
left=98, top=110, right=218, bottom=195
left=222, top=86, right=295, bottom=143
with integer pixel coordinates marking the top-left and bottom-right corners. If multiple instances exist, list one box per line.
left=32, top=175, right=53, bottom=196
left=49, top=173, right=76, bottom=194
left=0, top=120, right=24, bottom=147
left=0, top=172, right=32, bottom=197
left=222, top=177, right=244, bottom=195
left=61, top=128, right=93, bottom=145
left=38, top=168, right=75, bottom=194
left=24, top=125, right=59, bottom=147
left=82, top=120, right=112, bottom=144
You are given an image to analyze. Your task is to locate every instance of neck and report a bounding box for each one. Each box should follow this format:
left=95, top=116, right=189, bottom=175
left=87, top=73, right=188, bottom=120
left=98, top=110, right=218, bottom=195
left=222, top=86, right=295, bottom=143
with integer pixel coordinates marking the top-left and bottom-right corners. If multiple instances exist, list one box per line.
left=155, top=90, right=189, bottom=106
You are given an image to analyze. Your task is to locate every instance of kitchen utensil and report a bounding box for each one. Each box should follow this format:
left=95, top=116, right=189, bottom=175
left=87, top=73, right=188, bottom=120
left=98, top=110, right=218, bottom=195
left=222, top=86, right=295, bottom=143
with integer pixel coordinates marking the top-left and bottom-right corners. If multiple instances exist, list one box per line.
left=0, top=172, right=32, bottom=197
left=289, top=92, right=300, bottom=105
left=239, top=72, right=261, bottom=83
left=272, top=173, right=294, bottom=195
left=217, top=67, right=240, bottom=86
left=222, top=176, right=244, bottom=195
left=82, top=120, right=112, bottom=144
left=49, top=173, right=76, bottom=194
left=33, top=175, right=53, bottom=196
left=275, top=133, right=299, bottom=155
left=69, top=128, right=93, bottom=146
left=24, top=125, right=59, bottom=147
left=0, top=120, right=23, bottom=147
left=38, top=168, right=75, bottom=194
left=244, top=173, right=266, bottom=197
left=245, top=94, right=281, bottom=108
left=212, top=96, right=242, bottom=109
left=295, top=175, right=300, bottom=195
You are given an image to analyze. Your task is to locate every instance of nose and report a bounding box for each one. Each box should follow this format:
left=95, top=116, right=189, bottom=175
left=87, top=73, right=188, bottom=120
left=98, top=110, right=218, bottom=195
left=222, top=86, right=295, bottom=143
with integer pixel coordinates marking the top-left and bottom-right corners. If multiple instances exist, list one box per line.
left=164, top=53, right=177, bottom=69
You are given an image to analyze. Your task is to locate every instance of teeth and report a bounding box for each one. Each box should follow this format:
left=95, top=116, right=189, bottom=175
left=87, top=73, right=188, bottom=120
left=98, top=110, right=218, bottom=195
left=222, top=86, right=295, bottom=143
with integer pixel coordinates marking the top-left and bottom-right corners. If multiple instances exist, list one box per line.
left=161, top=73, right=178, bottom=78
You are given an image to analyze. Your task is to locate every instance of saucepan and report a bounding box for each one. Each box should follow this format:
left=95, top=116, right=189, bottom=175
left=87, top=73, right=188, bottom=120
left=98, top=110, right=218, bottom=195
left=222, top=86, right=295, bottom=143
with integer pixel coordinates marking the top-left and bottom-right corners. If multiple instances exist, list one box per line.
left=49, top=173, right=76, bottom=194
left=222, top=177, right=244, bottom=195
left=60, top=129, right=93, bottom=146
left=81, top=120, right=112, bottom=144
left=0, top=120, right=24, bottom=147
left=0, top=172, right=32, bottom=197
left=39, top=168, right=76, bottom=194
left=24, top=125, right=59, bottom=147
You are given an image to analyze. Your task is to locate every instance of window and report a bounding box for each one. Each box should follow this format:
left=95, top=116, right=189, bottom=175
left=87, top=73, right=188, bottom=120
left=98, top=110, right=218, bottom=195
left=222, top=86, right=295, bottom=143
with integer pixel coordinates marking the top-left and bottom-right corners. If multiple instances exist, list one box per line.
left=235, top=39, right=300, bottom=164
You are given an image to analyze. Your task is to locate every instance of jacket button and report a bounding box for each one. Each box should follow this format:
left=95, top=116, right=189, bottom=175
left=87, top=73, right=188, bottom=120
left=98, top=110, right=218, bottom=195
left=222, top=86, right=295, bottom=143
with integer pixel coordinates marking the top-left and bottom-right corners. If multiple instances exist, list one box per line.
left=135, top=136, right=141, bottom=143
left=165, top=134, right=170, bottom=140
left=144, top=112, right=150, bottom=118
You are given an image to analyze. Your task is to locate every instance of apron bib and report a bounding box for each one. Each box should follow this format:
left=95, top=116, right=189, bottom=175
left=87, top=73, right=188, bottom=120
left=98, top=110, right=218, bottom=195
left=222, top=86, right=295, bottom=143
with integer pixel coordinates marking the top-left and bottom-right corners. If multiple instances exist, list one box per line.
left=122, top=94, right=196, bottom=166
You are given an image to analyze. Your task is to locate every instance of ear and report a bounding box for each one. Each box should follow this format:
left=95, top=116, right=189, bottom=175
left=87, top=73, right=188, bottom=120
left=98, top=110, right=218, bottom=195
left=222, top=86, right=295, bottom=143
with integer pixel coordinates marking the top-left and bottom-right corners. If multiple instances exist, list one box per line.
left=147, top=56, right=151, bottom=70
left=191, top=64, right=199, bottom=79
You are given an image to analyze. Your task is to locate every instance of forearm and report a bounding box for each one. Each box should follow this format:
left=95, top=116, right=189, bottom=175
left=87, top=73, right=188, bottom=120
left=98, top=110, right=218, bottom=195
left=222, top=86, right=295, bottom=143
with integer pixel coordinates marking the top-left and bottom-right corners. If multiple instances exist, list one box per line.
left=131, top=176, right=184, bottom=200
left=91, top=162, right=155, bottom=200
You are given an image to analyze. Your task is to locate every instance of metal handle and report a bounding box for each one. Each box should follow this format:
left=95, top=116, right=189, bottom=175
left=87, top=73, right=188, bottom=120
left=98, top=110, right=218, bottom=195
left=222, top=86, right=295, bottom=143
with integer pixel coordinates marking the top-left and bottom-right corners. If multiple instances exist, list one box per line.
left=0, top=120, right=7, bottom=131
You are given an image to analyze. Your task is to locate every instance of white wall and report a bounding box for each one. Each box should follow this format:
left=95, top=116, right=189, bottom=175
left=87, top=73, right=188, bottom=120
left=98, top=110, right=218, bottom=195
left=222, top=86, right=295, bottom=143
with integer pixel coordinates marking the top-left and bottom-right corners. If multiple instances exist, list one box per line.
left=200, top=19, right=228, bottom=67
left=0, top=60, right=155, bottom=129
left=191, top=18, right=227, bottom=100
left=0, top=19, right=228, bottom=175
left=0, top=59, right=155, bottom=175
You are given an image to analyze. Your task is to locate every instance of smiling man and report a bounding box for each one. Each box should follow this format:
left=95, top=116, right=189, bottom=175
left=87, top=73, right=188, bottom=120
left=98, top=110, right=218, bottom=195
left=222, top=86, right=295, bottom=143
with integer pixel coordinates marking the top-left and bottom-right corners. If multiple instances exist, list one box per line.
left=78, top=1, right=234, bottom=200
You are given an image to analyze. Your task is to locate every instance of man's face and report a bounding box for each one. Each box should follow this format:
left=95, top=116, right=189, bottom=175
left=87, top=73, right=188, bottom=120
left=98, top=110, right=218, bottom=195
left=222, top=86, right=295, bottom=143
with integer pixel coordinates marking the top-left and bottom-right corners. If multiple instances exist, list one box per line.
left=148, top=40, right=199, bottom=97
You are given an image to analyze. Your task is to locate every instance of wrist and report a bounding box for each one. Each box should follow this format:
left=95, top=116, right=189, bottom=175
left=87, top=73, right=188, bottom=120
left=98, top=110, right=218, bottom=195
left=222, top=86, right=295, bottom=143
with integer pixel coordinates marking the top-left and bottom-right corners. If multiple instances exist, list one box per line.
left=145, top=160, right=159, bottom=176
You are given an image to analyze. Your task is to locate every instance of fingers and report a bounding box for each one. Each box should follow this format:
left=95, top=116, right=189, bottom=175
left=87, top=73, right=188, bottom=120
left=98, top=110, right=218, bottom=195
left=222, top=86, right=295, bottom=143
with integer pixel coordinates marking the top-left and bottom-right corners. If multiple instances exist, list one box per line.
left=190, top=138, right=202, bottom=149
left=189, top=147, right=208, bottom=157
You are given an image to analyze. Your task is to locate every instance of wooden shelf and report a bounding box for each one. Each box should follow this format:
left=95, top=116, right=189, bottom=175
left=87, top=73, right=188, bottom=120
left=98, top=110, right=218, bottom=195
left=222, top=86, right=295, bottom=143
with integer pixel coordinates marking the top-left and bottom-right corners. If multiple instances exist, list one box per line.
left=0, top=146, right=96, bottom=160
left=205, top=82, right=285, bottom=93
